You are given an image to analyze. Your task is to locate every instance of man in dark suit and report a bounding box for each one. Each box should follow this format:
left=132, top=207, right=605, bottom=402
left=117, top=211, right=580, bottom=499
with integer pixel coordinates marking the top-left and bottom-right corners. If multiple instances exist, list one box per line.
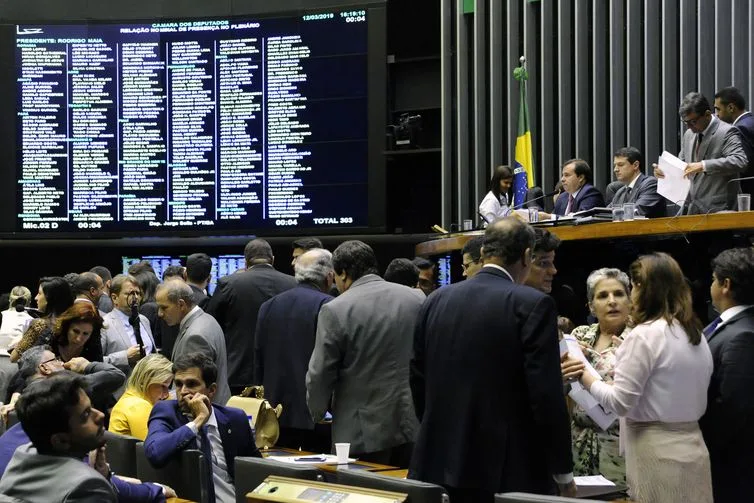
left=608, top=146, right=666, bottom=218
left=185, top=252, right=212, bottom=310
left=654, top=92, right=747, bottom=214
left=145, top=353, right=261, bottom=503
left=714, top=86, right=754, bottom=195
left=156, top=280, right=230, bottom=405
left=207, top=239, right=297, bottom=393
left=549, top=159, right=605, bottom=216
left=700, top=247, right=754, bottom=503
left=254, top=248, right=334, bottom=451
left=409, top=218, right=574, bottom=502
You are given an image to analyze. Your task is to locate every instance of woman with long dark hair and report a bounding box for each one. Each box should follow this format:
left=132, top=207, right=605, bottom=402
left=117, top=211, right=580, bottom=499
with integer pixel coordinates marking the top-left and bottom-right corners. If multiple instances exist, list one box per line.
left=577, top=253, right=713, bottom=502
left=10, top=277, right=74, bottom=362
left=478, top=165, right=514, bottom=225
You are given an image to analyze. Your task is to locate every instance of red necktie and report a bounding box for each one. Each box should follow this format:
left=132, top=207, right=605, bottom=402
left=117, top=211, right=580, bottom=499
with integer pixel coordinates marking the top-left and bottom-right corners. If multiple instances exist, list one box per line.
left=565, top=194, right=575, bottom=214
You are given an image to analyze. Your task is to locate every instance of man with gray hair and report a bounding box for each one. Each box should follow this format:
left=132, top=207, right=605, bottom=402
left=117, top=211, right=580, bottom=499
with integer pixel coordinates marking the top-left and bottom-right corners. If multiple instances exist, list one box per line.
left=254, top=249, right=334, bottom=451
left=207, top=238, right=296, bottom=392
left=156, top=280, right=230, bottom=404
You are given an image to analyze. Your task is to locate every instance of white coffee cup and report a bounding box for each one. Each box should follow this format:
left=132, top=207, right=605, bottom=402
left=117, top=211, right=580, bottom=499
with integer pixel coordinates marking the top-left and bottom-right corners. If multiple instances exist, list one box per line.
left=335, top=442, right=350, bottom=464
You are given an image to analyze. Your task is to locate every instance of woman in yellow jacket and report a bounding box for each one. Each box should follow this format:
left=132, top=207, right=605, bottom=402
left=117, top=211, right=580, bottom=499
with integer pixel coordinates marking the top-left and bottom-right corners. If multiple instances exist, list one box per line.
left=109, top=353, right=173, bottom=440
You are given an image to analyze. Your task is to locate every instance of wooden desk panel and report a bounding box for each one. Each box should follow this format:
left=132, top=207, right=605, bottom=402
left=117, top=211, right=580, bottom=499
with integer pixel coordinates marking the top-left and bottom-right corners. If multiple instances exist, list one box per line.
left=416, top=212, right=754, bottom=256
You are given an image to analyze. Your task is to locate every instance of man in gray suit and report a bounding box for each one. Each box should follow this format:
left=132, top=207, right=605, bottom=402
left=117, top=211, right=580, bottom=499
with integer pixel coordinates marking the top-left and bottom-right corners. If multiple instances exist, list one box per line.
left=101, top=274, right=156, bottom=397
left=0, top=374, right=117, bottom=502
left=608, top=146, right=665, bottom=218
left=306, top=240, right=422, bottom=466
left=654, top=92, right=747, bottom=214
left=156, top=279, right=231, bottom=405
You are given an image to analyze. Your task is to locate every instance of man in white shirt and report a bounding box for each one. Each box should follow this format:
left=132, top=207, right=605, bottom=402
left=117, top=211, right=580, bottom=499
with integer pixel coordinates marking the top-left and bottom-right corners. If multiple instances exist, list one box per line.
left=145, top=353, right=260, bottom=503
left=700, top=247, right=754, bottom=503
left=714, top=86, right=754, bottom=195
left=101, top=274, right=155, bottom=393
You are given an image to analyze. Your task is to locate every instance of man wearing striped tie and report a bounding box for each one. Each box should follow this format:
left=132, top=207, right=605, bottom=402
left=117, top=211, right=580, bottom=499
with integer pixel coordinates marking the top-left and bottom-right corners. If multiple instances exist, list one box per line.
left=699, top=247, right=754, bottom=503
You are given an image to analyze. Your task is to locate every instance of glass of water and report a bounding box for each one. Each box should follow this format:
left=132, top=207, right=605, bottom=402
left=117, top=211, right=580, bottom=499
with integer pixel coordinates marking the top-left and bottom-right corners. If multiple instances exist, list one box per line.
left=612, top=206, right=625, bottom=222
left=623, top=202, right=636, bottom=221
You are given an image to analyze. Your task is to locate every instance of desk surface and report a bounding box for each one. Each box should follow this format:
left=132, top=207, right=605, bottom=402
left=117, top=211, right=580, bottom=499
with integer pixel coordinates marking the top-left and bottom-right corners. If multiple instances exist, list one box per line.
left=416, top=212, right=754, bottom=256
left=260, top=447, right=397, bottom=473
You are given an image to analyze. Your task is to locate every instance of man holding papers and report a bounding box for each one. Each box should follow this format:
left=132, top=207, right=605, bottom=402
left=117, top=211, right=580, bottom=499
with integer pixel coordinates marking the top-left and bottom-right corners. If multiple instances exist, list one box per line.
left=654, top=92, right=747, bottom=214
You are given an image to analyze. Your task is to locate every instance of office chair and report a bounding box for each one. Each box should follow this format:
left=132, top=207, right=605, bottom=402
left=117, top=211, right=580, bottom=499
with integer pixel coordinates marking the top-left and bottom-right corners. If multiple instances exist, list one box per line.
left=135, top=442, right=210, bottom=503
left=234, top=457, right=323, bottom=503
left=335, top=469, right=448, bottom=503
left=104, top=431, right=139, bottom=478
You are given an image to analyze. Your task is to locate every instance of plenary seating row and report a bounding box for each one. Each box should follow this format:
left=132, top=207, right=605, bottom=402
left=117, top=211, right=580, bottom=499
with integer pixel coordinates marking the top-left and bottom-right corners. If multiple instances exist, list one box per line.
left=104, top=433, right=611, bottom=503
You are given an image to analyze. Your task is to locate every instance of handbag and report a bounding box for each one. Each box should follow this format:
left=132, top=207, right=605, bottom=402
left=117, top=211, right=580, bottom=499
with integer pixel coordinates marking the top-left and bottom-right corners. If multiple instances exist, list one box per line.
left=226, top=385, right=283, bottom=449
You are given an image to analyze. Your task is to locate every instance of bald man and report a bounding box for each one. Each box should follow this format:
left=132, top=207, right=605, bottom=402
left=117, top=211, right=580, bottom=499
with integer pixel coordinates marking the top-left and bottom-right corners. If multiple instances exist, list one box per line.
left=156, top=280, right=230, bottom=405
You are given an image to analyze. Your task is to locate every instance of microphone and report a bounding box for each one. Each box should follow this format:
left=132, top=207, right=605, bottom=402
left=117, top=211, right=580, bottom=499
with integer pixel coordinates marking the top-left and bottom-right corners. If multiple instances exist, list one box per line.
left=128, top=294, right=145, bottom=358
left=477, top=211, right=491, bottom=225
left=727, top=176, right=754, bottom=193
left=511, top=189, right=560, bottom=210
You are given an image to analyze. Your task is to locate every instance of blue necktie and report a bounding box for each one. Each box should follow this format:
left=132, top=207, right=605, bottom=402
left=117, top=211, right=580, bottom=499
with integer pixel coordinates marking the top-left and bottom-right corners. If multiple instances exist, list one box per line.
left=703, top=316, right=722, bottom=339
left=198, top=426, right=216, bottom=503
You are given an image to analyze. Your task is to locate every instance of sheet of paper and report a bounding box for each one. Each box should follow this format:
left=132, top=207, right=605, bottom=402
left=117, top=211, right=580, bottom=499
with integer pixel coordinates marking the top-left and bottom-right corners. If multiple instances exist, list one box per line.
left=267, top=454, right=356, bottom=465
left=575, top=475, right=616, bottom=487
left=656, top=151, right=690, bottom=204
left=569, top=381, right=618, bottom=431
left=559, top=336, right=602, bottom=381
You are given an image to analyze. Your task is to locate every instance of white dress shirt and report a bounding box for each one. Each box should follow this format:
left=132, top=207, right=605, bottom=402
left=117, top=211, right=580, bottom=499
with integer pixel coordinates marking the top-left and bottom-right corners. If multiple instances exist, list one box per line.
left=479, top=191, right=512, bottom=224
left=187, top=409, right=235, bottom=503
left=590, top=318, right=713, bottom=422
left=111, top=309, right=154, bottom=355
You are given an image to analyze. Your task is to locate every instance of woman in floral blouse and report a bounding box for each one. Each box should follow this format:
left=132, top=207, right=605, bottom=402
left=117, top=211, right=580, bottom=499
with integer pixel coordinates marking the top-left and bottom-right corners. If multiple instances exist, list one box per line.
left=561, top=268, right=632, bottom=484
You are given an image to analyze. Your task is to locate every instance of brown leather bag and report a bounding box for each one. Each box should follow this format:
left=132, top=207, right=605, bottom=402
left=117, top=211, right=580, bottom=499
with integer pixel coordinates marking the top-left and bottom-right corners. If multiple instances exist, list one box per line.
left=227, top=385, right=283, bottom=449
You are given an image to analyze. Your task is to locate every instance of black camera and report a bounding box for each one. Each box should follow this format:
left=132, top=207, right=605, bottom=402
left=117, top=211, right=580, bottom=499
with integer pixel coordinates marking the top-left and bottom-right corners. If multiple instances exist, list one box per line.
left=387, top=113, right=422, bottom=149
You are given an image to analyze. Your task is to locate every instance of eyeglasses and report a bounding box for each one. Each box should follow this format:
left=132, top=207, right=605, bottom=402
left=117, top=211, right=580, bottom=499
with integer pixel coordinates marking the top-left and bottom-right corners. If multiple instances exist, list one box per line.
left=39, top=356, right=61, bottom=366
left=681, top=114, right=704, bottom=127
left=462, top=259, right=479, bottom=270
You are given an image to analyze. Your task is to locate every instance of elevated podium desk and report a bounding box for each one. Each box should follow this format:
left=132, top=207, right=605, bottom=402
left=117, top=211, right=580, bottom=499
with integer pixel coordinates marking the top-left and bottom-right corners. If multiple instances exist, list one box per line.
left=416, top=212, right=754, bottom=256
left=415, top=212, right=754, bottom=325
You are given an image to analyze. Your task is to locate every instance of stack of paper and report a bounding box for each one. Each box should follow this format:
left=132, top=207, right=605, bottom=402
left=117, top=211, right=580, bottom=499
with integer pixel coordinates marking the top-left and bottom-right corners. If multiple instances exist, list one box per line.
left=656, top=151, right=690, bottom=205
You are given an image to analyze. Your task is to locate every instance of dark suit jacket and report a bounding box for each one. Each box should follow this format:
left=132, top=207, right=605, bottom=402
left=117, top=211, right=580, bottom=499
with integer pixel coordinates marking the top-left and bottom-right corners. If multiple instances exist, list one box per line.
left=552, top=183, right=605, bottom=215
left=207, top=264, right=297, bottom=388
left=145, top=400, right=260, bottom=483
left=189, top=284, right=210, bottom=311
left=0, top=423, right=165, bottom=503
left=699, top=307, right=754, bottom=503
left=734, top=112, right=754, bottom=194
left=409, top=267, right=572, bottom=494
left=253, top=283, right=333, bottom=430
left=608, top=173, right=666, bottom=218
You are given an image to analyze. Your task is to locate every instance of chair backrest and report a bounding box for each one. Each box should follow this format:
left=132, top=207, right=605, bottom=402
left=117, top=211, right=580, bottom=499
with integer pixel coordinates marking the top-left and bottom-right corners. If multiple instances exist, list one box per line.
left=495, top=493, right=601, bottom=503
left=234, top=457, right=323, bottom=503
left=335, top=470, right=448, bottom=503
left=104, top=431, right=139, bottom=478
left=135, top=442, right=210, bottom=503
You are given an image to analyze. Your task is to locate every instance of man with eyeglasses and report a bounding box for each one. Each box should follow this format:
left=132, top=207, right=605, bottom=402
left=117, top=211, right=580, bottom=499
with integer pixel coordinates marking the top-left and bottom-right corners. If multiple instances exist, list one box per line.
left=653, top=92, right=747, bottom=214
left=461, top=236, right=484, bottom=279
left=2, top=345, right=125, bottom=422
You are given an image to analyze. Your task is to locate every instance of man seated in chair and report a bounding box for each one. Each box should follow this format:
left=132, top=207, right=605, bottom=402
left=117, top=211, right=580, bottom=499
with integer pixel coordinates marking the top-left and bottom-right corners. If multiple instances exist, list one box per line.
left=0, top=374, right=136, bottom=502
left=145, top=353, right=261, bottom=503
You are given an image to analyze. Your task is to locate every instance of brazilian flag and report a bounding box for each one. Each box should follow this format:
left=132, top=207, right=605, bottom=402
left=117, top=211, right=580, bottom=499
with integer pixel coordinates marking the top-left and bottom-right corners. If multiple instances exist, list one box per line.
left=513, top=62, right=534, bottom=207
